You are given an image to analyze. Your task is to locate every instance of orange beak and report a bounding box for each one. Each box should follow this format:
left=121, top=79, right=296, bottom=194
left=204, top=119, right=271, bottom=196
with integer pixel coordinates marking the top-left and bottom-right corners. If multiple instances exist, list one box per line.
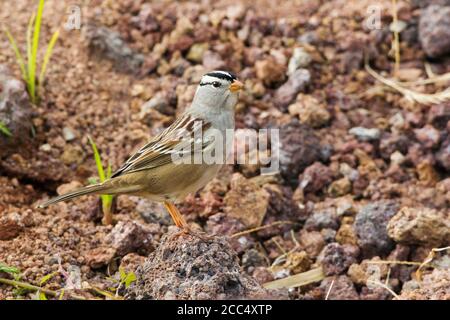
left=229, top=80, right=244, bottom=93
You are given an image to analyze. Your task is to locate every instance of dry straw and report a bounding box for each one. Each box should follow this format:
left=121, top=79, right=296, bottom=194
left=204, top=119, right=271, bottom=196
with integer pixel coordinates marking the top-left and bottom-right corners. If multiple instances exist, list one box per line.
left=366, top=63, right=450, bottom=105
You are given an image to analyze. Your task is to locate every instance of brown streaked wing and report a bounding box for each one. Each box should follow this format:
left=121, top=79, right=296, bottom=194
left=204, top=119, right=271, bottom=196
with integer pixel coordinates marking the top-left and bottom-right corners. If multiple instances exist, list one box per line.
left=111, top=114, right=211, bottom=177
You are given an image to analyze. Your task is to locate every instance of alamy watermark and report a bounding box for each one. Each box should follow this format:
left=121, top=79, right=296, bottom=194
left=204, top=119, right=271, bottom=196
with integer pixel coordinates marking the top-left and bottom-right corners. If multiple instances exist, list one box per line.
left=365, top=5, right=382, bottom=30
left=64, top=5, right=81, bottom=30
left=168, top=122, right=280, bottom=175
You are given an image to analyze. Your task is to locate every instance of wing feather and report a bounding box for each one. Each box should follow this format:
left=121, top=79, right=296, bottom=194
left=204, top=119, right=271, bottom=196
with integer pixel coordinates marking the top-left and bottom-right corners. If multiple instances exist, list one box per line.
left=111, top=114, right=212, bottom=177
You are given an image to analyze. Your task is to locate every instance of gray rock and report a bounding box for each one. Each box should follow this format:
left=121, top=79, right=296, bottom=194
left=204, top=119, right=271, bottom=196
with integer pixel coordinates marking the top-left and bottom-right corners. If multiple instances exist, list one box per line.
left=85, top=24, right=144, bottom=74
left=241, top=249, right=267, bottom=269
left=305, top=211, right=339, bottom=231
left=349, top=127, right=381, bottom=141
left=274, top=68, right=311, bottom=110
left=288, top=47, right=312, bottom=74
left=437, top=137, right=450, bottom=170
left=318, top=243, right=359, bottom=276
left=297, top=31, right=318, bottom=45
left=139, top=92, right=172, bottom=118
left=125, top=231, right=272, bottom=300
left=62, top=127, right=76, bottom=141
left=354, top=200, right=399, bottom=257
left=428, top=103, right=450, bottom=129
left=414, top=124, right=440, bottom=148
left=136, top=199, right=172, bottom=226
left=0, top=65, right=33, bottom=158
left=279, top=121, right=322, bottom=184
left=419, top=5, right=450, bottom=58
left=411, top=0, right=450, bottom=7
left=321, top=228, right=337, bottom=243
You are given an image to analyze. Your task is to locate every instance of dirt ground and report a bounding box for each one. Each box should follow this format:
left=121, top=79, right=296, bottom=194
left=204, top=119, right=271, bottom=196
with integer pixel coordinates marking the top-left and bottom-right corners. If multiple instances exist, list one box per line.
left=0, top=0, right=449, bottom=300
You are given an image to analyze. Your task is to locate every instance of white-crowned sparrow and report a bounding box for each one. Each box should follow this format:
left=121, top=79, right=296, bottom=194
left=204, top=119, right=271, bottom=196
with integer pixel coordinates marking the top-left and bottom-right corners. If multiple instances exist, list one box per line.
left=38, top=71, right=243, bottom=230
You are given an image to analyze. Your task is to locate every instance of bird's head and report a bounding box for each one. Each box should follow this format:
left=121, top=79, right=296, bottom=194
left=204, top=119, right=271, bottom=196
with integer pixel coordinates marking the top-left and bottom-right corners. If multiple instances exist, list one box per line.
left=191, top=71, right=244, bottom=113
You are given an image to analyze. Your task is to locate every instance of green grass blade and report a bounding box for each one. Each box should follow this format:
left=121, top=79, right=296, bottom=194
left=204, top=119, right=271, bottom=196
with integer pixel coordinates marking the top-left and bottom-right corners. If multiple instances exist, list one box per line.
left=29, top=0, right=45, bottom=103
left=102, top=164, right=113, bottom=215
left=4, top=29, right=27, bottom=81
left=106, top=163, right=112, bottom=179
left=88, top=136, right=113, bottom=222
left=39, top=271, right=58, bottom=286
left=0, top=122, right=12, bottom=137
left=38, top=291, right=48, bottom=300
left=26, top=12, right=35, bottom=78
left=0, top=263, right=20, bottom=275
left=38, top=29, right=59, bottom=89
left=26, top=13, right=35, bottom=97
left=101, top=195, right=113, bottom=211
left=88, top=136, right=106, bottom=182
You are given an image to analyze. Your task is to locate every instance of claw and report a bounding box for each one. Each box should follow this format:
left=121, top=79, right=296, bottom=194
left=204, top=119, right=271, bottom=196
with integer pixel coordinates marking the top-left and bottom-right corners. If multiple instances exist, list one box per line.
left=163, top=201, right=215, bottom=241
left=169, top=225, right=214, bottom=242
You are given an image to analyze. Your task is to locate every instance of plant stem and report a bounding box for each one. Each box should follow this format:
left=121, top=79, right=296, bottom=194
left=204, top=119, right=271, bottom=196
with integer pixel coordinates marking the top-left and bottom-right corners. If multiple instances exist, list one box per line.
left=392, top=0, right=400, bottom=76
left=102, top=205, right=113, bottom=225
left=0, top=277, right=86, bottom=300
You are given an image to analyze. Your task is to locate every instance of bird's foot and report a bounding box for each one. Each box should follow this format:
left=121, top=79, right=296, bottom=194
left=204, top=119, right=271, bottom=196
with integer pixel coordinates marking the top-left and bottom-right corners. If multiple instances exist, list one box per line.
left=169, top=226, right=214, bottom=242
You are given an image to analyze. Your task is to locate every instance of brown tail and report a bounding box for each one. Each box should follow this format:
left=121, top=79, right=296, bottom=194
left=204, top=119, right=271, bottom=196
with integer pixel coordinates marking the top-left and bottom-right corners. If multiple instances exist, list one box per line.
left=37, top=181, right=127, bottom=208
left=37, top=183, right=111, bottom=208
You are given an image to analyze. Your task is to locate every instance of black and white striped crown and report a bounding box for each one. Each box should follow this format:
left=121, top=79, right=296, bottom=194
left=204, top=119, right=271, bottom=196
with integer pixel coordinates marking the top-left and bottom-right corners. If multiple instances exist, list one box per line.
left=204, top=71, right=237, bottom=82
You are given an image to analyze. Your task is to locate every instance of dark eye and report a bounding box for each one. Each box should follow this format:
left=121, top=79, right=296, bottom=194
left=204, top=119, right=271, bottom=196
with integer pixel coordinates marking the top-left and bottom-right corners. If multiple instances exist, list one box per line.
left=212, top=81, right=221, bottom=88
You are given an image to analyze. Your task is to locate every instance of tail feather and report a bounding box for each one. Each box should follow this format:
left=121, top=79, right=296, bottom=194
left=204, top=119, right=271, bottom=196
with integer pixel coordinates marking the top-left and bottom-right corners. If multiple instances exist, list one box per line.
left=37, top=183, right=113, bottom=208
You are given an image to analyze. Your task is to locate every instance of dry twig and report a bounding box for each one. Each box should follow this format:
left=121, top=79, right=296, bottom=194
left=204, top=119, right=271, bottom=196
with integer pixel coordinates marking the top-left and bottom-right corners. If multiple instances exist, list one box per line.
left=263, top=267, right=325, bottom=290
left=366, top=63, right=450, bottom=105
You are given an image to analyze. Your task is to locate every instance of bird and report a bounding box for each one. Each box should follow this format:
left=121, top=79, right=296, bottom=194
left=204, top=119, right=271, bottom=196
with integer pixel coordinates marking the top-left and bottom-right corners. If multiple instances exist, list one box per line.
left=37, top=71, right=243, bottom=234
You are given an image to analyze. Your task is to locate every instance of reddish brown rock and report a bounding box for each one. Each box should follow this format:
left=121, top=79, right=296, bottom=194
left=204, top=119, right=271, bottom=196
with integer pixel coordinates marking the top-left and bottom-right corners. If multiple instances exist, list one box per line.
left=105, top=221, right=155, bottom=257
left=205, top=212, right=254, bottom=254
left=414, top=125, right=440, bottom=149
left=224, top=173, right=270, bottom=228
left=255, top=57, right=286, bottom=87
left=347, top=256, right=389, bottom=285
left=252, top=267, right=274, bottom=285
left=0, top=213, right=23, bottom=240
left=86, top=246, right=117, bottom=269
left=119, top=253, right=147, bottom=274
left=320, top=276, right=359, bottom=300
left=298, top=230, right=326, bottom=257
left=387, top=207, right=450, bottom=247
left=298, top=162, right=334, bottom=193
left=399, top=269, right=450, bottom=300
